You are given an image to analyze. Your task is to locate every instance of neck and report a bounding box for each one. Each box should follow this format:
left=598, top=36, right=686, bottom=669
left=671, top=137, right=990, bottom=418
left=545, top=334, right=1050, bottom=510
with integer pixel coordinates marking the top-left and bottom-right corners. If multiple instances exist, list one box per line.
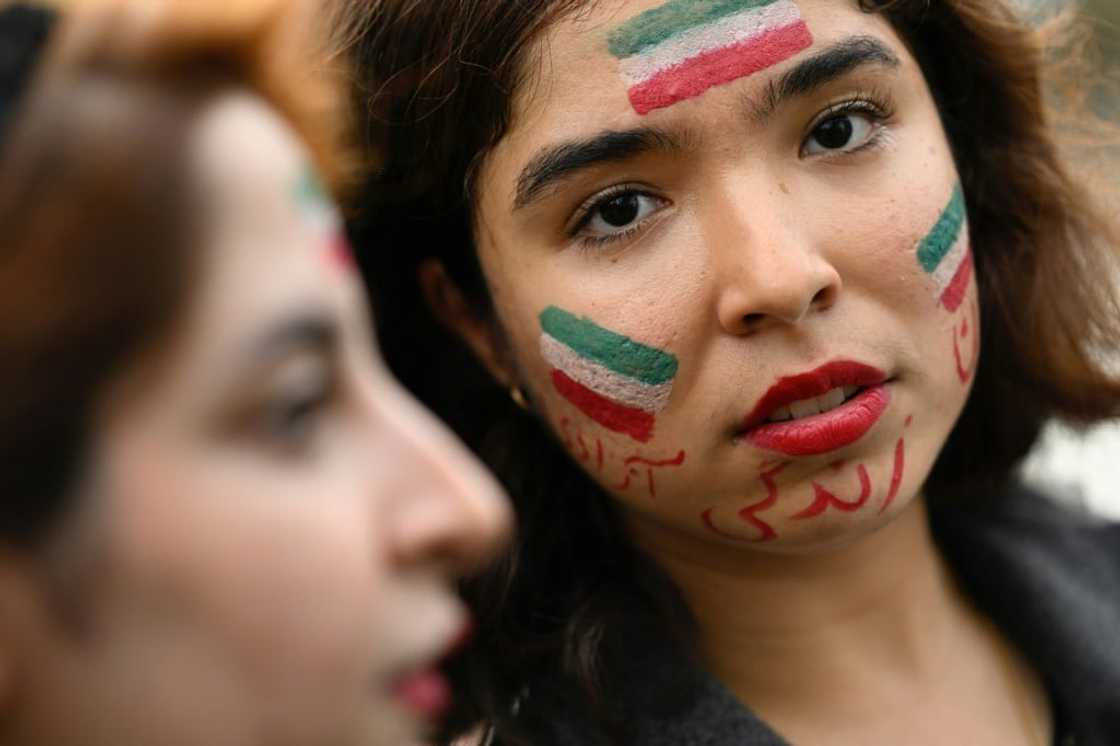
left=628, top=497, right=971, bottom=714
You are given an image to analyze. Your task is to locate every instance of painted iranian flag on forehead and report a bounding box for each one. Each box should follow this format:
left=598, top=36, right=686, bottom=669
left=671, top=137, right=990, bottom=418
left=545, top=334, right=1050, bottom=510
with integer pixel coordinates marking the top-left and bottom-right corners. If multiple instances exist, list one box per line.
left=917, top=185, right=972, bottom=312
left=539, top=306, right=678, bottom=443
left=609, top=0, right=813, bottom=115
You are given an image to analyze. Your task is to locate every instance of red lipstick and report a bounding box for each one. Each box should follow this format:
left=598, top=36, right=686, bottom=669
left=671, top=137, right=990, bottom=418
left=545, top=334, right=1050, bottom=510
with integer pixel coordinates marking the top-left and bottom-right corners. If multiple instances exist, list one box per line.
left=742, top=361, right=890, bottom=456
left=393, top=668, right=451, bottom=720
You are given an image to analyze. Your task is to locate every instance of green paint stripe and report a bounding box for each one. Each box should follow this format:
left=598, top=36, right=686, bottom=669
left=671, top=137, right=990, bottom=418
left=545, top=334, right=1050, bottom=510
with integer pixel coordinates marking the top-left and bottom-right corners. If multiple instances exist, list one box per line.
left=608, top=0, right=780, bottom=59
left=917, top=185, right=966, bottom=273
left=295, top=167, right=329, bottom=207
left=539, top=306, right=678, bottom=386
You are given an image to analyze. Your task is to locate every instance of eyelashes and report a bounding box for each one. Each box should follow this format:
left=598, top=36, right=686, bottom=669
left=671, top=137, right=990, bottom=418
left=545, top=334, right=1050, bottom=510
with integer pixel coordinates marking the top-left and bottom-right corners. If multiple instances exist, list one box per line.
left=565, top=88, right=898, bottom=252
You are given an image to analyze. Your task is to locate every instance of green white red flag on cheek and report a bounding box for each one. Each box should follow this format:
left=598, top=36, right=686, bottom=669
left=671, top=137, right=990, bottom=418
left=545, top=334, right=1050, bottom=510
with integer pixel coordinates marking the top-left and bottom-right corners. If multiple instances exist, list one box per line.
left=539, top=306, right=678, bottom=443
left=917, top=184, right=972, bottom=312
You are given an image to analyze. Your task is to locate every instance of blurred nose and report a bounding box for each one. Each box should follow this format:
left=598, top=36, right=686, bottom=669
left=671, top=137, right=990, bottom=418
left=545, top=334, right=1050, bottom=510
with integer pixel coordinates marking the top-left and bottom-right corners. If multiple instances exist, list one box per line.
left=373, top=379, right=511, bottom=575
left=707, top=184, right=841, bottom=335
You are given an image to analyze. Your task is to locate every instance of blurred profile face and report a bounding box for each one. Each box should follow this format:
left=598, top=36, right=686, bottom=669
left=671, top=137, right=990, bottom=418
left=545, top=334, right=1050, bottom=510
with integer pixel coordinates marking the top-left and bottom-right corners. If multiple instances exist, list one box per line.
left=458, top=0, right=977, bottom=557
left=3, top=90, right=509, bottom=746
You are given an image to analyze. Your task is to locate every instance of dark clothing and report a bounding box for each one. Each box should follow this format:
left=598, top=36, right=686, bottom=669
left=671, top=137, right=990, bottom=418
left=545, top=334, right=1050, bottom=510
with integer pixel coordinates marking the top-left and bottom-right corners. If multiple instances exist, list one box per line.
left=511, top=482, right=1120, bottom=745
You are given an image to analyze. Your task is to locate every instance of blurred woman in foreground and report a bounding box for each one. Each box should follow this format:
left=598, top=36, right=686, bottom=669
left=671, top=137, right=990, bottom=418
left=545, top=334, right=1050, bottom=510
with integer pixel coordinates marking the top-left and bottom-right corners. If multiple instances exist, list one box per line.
left=0, top=1, right=509, bottom=744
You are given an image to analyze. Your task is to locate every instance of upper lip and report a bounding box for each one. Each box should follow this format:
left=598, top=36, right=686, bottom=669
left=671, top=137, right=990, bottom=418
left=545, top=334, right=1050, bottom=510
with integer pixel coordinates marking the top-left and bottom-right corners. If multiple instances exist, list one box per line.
left=387, top=610, right=471, bottom=684
left=741, top=360, right=888, bottom=430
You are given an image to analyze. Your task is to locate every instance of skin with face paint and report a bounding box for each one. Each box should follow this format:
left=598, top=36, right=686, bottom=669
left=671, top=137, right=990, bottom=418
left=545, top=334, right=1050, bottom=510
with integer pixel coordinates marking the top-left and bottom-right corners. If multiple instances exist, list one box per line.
left=471, top=0, right=971, bottom=552
left=0, top=91, right=510, bottom=746
left=432, top=0, right=1059, bottom=742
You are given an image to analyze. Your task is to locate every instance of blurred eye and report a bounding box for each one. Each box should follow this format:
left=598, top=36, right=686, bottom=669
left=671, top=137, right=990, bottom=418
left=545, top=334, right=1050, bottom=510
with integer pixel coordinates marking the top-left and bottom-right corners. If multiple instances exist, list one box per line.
left=574, top=189, right=667, bottom=245
left=803, top=109, right=880, bottom=156
left=259, top=359, right=334, bottom=452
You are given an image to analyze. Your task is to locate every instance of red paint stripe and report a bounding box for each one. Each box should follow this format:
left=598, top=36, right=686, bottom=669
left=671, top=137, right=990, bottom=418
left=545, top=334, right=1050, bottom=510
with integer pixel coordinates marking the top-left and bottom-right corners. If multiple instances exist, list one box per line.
left=326, top=233, right=355, bottom=270
left=939, top=248, right=973, bottom=312
left=952, top=306, right=979, bottom=384
left=551, top=370, right=655, bottom=442
left=878, top=437, right=906, bottom=514
left=629, top=21, right=812, bottom=115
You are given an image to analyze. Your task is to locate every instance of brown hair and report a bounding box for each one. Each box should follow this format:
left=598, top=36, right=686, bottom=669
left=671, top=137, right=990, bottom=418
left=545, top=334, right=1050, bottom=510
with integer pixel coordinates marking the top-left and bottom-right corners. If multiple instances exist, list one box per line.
left=0, top=0, right=349, bottom=546
left=336, top=0, right=1120, bottom=740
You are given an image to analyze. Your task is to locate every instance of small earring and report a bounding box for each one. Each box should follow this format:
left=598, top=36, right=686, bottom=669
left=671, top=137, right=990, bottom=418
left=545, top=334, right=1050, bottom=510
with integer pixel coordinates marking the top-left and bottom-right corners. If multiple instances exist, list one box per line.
left=509, top=385, right=528, bottom=411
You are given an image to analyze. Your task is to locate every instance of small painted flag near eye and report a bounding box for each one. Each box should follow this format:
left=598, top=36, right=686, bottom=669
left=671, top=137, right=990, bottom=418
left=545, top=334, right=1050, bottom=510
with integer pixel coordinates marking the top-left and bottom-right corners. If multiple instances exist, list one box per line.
left=609, top=0, right=813, bottom=115
left=294, top=166, right=354, bottom=269
left=294, top=167, right=340, bottom=232
left=539, top=306, right=678, bottom=443
left=917, top=185, right=972, bottom=312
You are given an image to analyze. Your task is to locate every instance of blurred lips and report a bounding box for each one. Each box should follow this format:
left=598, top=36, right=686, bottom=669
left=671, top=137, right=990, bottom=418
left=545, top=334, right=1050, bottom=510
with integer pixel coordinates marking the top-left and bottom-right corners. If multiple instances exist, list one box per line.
left=387, top=617, right=472, bottom=721
left=392, top=668, right=451, bottom=720
left=741, top=361, right=890, bottom=456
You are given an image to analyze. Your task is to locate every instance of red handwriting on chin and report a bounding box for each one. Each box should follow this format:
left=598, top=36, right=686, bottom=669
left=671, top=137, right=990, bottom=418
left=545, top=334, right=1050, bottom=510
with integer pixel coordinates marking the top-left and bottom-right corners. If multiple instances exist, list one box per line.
left=792, top=465, right=871, bottom=519
left=792, top=435, right=908, bottom=519
left=702, top=425, right=911, bottom=540
left=701, top=464, right=785, bottom=542
left=878, top=436, right=907, bottom=514
left=952, top=299, right=980, bottom=384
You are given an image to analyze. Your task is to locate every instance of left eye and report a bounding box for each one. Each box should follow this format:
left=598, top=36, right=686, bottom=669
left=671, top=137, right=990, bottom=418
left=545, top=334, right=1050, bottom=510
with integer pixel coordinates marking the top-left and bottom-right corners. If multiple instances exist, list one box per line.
left=579, top=191, right=666, bottom=240
left=803, top=112, right=877, bottom=155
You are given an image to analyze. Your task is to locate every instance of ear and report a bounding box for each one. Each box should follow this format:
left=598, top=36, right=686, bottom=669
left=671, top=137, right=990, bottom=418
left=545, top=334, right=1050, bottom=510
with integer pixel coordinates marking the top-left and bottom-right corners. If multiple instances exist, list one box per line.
left=418, top=259, right=515, bottom=388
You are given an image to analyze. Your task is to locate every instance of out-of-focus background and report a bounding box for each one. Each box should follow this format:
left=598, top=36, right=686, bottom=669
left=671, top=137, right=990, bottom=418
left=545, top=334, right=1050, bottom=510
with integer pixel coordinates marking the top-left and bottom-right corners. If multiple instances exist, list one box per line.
left=1019, top=0, right=1120, bottom=518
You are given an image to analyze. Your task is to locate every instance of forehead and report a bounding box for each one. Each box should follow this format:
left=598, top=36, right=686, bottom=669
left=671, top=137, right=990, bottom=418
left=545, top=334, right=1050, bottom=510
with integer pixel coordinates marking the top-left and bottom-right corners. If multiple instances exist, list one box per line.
left=178, top=91, right=349, bottom=349
left=189, top=90, right=309, bottom=241
left=506, top=0, right=904, bottom=140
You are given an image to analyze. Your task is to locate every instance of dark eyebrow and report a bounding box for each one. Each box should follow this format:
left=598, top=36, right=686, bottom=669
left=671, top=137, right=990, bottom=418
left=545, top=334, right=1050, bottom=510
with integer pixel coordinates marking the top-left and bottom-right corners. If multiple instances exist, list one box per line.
left=751, top=35, right=901, bottom=122
left=514, top=127, right=683, bottom=210
left=248, top=310, right=338, bottom=364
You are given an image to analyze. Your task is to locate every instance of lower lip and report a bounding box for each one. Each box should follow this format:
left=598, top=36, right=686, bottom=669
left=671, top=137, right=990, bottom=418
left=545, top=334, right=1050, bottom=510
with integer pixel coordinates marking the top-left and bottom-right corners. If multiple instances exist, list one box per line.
left=393, top=668, right=451, bottom=720
left=745, top=385, right=891, bottom=456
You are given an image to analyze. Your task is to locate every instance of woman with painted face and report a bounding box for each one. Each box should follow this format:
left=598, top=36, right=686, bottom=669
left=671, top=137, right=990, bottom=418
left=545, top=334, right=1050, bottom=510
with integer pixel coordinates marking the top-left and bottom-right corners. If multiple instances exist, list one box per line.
left=0, top=1, right=510, bottom=744
left=335, top=0, right=1120, bottom=744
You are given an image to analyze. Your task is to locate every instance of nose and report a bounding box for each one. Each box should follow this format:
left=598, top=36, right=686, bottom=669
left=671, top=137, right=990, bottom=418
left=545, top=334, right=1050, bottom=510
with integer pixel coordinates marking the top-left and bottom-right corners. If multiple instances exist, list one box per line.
left=373, top=380, right=512, bottom=575
left=708, top=188, right=841, bottom=335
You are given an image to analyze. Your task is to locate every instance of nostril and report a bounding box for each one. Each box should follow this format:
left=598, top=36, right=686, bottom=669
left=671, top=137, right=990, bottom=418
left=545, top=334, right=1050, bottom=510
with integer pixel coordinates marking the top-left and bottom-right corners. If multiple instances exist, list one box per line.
left=742, top=312, right=766, bottom=328
left=812, top=285, right=836, bottom=309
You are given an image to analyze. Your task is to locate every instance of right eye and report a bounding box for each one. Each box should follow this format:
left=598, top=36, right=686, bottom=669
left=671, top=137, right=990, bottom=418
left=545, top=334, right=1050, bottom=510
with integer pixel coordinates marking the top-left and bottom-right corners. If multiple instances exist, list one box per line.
left=258, top=359, right=335, bottom=454
left=572, top=188, right=668, bottom=246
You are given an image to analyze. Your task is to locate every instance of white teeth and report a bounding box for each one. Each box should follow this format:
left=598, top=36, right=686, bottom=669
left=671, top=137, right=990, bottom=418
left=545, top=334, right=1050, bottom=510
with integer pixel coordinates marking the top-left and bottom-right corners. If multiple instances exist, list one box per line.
left=768, top=406, right=793, bottom=422
left=821, top=387, right=846, bottom=411
left=767, top=387, right=857, bottom=424
left=789, top=398, right=820, bottom=419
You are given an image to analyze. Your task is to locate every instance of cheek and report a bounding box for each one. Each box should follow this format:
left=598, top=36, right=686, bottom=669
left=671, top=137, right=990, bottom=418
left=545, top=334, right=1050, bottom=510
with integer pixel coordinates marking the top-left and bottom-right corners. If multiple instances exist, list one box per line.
left=103, top=452, right=379, bottom=683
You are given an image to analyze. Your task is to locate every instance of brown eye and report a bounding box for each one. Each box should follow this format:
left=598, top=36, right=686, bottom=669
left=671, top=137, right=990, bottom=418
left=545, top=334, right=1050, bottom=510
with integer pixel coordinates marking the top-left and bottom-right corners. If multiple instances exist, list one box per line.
left=599, top=194, right=641, bottom=227
left=579, top=190, right=666, bottom=242
left=259, top=358, right=334, bottom=452
left=804, top=111, right=876, bottom=156
left=814, top=116, right=855, bottom=149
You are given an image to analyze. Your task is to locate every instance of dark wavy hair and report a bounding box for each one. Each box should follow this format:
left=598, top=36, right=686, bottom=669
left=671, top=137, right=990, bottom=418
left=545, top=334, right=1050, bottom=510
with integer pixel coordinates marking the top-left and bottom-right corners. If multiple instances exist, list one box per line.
left=335, top=0, right=1120, bottom=740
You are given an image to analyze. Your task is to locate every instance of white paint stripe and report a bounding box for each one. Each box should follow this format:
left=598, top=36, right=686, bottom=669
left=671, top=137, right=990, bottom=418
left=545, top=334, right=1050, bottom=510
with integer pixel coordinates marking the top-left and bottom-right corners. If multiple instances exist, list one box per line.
left=307, top=204, right=343, bottom=232
left=930, top=225, right=970, bottom=296
left=619, top=0, right=801, bottom=86
left=540, top=334, right=673, bottom=413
